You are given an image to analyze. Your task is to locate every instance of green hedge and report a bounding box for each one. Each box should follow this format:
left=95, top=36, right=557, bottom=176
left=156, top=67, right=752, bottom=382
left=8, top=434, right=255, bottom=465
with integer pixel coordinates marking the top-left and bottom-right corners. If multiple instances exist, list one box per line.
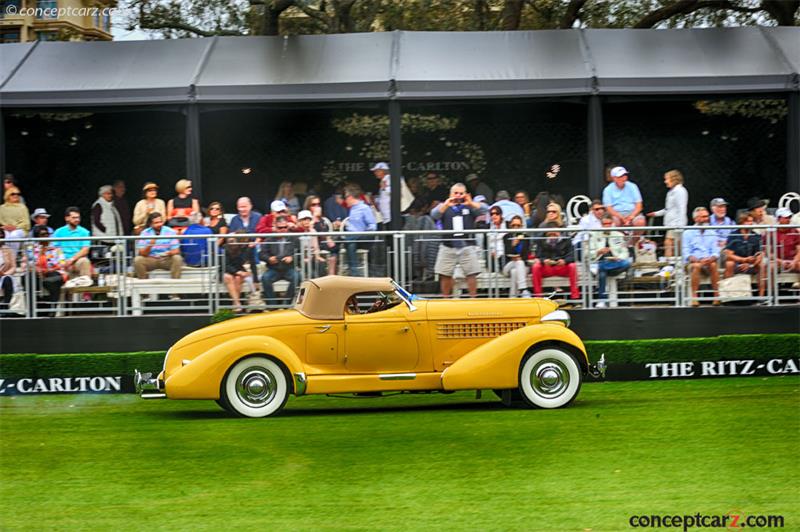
left=1, top=335, right=797, bottom=378
left=584, top=334, right=799, bottom=364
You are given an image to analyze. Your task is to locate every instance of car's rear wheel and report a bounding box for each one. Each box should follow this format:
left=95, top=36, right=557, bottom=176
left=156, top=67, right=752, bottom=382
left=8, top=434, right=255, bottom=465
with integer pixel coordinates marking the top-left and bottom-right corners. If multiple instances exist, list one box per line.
left=221, top=356, right=289, bottom=418
left=518, top=346, right=582, bottom=409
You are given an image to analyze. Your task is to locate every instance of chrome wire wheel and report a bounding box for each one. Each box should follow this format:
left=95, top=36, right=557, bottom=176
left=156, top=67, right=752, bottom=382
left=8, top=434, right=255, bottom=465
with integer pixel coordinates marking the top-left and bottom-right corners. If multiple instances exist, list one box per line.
left=519, top=347, right=582, bottom=409
left=222, top=357, right=289, bottom=418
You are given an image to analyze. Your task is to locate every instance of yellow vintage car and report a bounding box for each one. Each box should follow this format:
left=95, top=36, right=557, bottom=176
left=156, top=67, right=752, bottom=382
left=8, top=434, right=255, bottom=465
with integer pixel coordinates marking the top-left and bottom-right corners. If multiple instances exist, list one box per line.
left=135, top=276, right=605, bottom=418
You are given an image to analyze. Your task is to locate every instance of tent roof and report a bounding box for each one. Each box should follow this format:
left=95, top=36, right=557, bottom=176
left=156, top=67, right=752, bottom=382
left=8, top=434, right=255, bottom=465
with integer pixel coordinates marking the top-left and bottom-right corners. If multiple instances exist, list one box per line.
left=1, top=39, right=212, bottom=106
left=585, top=27, right=796, bottom=94
left=195, top=33, right=394, bottom=102
left=1, top=27, right=797, bottom=107
left=394, top=30, right=593, bottom=99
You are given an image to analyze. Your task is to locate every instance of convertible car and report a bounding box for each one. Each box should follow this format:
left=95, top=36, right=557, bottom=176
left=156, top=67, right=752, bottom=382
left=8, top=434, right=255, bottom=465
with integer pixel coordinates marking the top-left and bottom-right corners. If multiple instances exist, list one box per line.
left=136, top=276, right=605, bottom=418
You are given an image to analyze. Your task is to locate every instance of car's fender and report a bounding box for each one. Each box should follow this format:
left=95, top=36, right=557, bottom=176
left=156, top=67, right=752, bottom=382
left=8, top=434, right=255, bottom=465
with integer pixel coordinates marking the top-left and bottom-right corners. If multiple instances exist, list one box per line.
left=165, top=335, right=304, bottom=400
left=440, top=324, right=587, bottom=391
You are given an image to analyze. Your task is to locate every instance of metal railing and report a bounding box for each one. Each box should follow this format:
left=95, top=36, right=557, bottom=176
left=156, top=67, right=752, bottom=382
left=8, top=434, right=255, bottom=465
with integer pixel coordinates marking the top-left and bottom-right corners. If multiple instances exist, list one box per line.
left=1, top=223, right=797, bottom=318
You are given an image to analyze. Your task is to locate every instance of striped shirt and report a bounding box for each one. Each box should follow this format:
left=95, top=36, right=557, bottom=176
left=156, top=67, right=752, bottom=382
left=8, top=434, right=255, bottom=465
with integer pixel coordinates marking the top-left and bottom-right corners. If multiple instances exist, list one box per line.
left=137, top=226, right=179, bottom=257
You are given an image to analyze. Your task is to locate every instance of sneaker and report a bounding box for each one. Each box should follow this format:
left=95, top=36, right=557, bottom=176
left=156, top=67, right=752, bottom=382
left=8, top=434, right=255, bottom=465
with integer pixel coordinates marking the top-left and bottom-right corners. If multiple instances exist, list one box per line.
left=792, top=282, right=800, bottom=289
left=594, top=301, right=607, bottom=308
left=169, top=294, right=180, bottom=301
left=64, top=275, right=93, bottom=289
left=521, top=290, right=532, bottom=298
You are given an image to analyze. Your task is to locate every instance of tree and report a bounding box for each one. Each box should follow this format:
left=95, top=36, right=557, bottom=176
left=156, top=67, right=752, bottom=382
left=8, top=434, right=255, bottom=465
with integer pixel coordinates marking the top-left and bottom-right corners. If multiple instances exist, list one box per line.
left=122, top=0, right=799, bottom=39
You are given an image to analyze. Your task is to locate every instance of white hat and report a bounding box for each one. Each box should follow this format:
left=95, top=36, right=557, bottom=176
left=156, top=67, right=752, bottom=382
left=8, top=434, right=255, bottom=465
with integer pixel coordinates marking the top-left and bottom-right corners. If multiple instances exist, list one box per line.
left=775, top=207, right=793, bottom=218
left=370, top=162, right=389, bottom=171
left=473, top=195, right=486, bottom=203
left=31, top=208, right=51, bottom=220
left=465, top=173, right=479, bottom=181
left=610, top=166, right=629, bottom=178
left=297, top=209, right=312, bottom=220
left=270, top=200, right=287, bottom=212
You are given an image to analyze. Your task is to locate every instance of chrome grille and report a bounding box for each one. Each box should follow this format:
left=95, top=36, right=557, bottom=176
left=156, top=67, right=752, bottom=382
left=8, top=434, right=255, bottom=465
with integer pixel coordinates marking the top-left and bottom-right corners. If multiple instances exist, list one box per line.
left=437, top=321, right=526, bottom=339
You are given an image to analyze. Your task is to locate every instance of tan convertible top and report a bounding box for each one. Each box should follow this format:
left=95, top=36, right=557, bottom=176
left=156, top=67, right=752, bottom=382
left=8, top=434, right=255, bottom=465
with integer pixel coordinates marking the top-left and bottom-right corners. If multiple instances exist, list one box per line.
left=294, top=275, right=395, bottom=320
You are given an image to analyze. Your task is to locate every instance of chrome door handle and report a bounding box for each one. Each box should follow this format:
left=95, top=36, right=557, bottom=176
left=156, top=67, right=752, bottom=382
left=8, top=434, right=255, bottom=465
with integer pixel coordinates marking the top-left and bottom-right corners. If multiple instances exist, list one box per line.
left=316, top=325, right=331, bottom=332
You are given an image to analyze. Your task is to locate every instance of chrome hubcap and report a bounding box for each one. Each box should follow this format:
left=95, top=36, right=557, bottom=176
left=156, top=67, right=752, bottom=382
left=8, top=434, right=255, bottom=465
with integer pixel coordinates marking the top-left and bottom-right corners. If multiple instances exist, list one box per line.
left=236, top=367, right=277, bottom=408
left=531, top=360, right=570, bottom=398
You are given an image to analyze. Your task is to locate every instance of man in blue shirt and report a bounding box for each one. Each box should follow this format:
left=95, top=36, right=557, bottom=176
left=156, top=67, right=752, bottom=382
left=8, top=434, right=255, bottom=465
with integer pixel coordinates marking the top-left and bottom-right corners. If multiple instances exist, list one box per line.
left=602, top=166, right=644, bottom=226
left=181, top=212, right=214, bottom=267
left=683, top=207, right=720, bottom=306
left=228, top=196, right=262, bottom=275
left=708, top=197, right=735, bottom=250
left=52, top=206, right=92, bottom=280
left=343, top=185, right=376, bottom=277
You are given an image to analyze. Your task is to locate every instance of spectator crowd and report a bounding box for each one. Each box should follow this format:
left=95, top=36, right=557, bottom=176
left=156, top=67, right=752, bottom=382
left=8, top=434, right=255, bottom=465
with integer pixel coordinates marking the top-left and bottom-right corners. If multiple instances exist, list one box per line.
left=0, top=164, right=798, bottom=315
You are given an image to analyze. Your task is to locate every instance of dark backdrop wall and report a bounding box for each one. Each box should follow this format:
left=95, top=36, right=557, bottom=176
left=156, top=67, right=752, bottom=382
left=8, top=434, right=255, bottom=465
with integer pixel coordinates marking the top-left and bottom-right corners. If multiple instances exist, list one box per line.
left=604, top=99, right=787, bottom=214
left=3, top=97, right=788, bottom=222
left=4, top=108, right=185, bottom=223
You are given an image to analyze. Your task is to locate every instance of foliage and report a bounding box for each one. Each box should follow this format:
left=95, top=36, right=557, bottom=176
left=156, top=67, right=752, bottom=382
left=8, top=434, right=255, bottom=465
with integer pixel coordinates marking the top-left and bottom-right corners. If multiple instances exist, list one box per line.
left=1, top=334, right=796, bottom=378
left=210, top=308, right=238, bottom=324
left=122, top=0, right=799, bottom=38
left=0, top=379, right=797, bottom=529
left=694, top=99, right=789, bottom=122
left=332, top=113, right=460, bottom=138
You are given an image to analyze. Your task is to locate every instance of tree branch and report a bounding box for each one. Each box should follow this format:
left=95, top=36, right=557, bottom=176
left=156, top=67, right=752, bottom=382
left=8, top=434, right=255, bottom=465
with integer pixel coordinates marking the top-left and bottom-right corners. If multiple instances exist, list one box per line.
left=559, top=0, right=587, bottom=28
left=634, top=0, right=739, bottom=28
left=294, top=0, right=333, bottom=29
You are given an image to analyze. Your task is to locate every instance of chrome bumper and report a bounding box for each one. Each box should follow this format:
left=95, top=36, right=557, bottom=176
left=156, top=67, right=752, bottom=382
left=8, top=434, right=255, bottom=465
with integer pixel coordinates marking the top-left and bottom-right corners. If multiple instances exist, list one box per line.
left=134, top=369, right=166, bottom=399
left=588, top=354, right=607, bottom=379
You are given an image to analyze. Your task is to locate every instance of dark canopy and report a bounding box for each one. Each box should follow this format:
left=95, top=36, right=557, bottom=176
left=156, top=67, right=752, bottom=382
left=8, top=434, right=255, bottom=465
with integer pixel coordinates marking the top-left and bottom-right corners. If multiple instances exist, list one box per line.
left=0, top=27, right=798, bottom=107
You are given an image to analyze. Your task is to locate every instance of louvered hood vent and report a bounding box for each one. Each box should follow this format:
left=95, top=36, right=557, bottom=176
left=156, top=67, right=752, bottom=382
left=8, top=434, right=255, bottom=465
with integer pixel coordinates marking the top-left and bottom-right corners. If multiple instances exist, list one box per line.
left=437, top=322, right=526, bottom=339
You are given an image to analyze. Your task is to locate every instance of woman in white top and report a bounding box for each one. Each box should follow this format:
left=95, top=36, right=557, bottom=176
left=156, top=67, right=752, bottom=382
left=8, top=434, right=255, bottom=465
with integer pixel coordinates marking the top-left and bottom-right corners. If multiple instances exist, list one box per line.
left=647, top=169, right=688, bottom=257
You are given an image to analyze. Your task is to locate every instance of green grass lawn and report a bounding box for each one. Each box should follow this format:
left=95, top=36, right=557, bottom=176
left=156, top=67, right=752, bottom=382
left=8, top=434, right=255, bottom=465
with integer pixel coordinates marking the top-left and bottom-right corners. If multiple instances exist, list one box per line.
left=1, top=377, right=798, bottom=531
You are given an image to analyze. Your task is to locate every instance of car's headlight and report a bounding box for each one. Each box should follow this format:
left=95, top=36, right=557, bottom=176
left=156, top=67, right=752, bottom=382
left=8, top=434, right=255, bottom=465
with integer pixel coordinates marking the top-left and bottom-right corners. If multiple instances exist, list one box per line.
left=541, top=310, right=571, bottom=327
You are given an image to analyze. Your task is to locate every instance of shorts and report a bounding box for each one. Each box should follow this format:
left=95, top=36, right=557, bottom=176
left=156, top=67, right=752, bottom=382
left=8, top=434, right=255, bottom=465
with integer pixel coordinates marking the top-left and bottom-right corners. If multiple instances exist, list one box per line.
left=665, top=229, right=680, bottom=240
left=435, top=244, right=481, bottom=277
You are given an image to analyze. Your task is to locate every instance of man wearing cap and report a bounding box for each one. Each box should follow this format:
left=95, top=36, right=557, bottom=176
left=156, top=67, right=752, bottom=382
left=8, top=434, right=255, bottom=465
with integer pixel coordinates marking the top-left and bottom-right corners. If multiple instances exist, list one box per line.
left=29, top=208, right=53, bottom=237
left=683, top=206, right=720, bottom=306
left=255, top=199, right=296, bottom=234
left=602, top=166, right=644, bottom=226
left=747, top=197, right=775, bottom=237
left=419, top=172, right=449, bottom=212
left=91, top=185, right=123, bottom=243
left=371, top=162, right=414, bottom=229
left=709, top=197, right=735, bottom=250
left=466, top=173, right=493, bottom=203
left=259, top=215, right=299, bottom=303
left=774, top=208, right=800, bottom=275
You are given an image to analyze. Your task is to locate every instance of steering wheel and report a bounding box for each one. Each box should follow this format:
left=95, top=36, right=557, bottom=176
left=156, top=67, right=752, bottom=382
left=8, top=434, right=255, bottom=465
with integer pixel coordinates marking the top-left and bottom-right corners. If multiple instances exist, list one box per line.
left=367, top=294, right=391, bottom=314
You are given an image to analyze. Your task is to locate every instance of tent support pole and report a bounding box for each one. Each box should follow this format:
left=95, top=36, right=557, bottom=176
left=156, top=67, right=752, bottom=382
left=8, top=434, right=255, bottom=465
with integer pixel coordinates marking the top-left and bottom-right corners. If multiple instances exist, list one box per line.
left=788, top=92, right=800, bottom=193
left=389, top=99, right=403, bottom=231
left=587, top=95, right=604, bottom=200
left=185, top=104, right=203, bottom=200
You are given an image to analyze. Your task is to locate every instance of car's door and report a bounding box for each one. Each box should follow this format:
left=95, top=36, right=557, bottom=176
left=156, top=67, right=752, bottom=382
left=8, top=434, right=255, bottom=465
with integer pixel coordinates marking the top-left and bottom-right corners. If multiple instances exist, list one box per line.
left=344, top=294, right=420, bottom=373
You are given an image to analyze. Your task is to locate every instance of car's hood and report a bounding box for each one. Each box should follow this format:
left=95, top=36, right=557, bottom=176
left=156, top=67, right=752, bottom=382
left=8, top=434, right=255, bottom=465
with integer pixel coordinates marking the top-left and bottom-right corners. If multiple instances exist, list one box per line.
left=422, top=298, right=556, bottom=322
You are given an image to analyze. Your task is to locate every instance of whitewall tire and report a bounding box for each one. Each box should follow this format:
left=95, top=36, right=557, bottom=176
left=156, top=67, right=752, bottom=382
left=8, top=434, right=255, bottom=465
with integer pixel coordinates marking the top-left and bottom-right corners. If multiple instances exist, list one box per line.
left=222, top=357, right=289, bottom=418
left=518, top=347, right=582, bottom=409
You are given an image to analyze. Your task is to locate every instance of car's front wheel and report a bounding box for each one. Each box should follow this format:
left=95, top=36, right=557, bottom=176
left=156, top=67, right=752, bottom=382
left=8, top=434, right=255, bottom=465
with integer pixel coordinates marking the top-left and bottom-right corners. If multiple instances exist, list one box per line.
left=518, top=346, right=582, bottom=409
left=221, top=356, right=289, bottom=418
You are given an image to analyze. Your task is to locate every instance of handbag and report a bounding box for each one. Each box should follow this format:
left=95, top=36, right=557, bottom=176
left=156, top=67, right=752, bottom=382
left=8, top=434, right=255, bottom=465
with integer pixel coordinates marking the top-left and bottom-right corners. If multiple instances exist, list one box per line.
left=9, top=290, right=26, bottom=316
left=719, top=274, right=752, bottom=302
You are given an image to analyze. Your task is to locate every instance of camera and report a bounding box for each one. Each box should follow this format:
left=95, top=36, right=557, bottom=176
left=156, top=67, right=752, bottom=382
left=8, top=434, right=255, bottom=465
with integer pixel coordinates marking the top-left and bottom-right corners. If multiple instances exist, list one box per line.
left=452, top=197, right=464, bottom=204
